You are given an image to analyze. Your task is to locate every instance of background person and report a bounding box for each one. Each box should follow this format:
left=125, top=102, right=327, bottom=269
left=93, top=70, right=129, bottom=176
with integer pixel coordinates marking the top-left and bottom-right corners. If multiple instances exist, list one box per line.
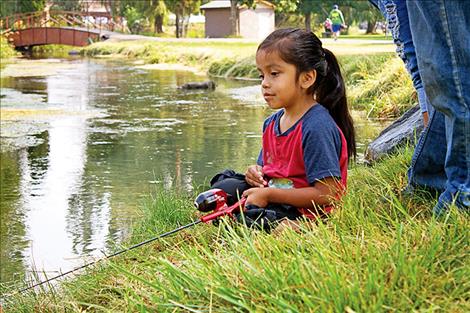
left=324, top=17, right=332, bottom=33
left=329, top=4, right=346, bottom=40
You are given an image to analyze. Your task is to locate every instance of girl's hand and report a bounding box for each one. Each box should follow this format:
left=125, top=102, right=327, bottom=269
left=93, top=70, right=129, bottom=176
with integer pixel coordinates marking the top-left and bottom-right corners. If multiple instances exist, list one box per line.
left=243, top=188, right=270, bottom=208
left=245, top=165, right=267, bottom=188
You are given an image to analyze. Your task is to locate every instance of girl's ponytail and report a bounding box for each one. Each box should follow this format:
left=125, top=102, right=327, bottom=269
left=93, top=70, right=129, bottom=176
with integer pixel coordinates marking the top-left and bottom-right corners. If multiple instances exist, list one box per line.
left=315, top=48, right=356, bottom=160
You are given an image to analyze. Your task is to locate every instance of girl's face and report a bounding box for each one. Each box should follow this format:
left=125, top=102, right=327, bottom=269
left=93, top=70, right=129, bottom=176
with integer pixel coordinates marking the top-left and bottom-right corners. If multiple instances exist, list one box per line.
left=256, top=50, right=303, bottom=110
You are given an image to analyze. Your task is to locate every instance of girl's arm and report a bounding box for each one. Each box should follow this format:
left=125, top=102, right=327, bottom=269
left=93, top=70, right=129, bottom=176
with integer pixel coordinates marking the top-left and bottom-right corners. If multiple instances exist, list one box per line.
left=243, top=177, right=340, bottom=208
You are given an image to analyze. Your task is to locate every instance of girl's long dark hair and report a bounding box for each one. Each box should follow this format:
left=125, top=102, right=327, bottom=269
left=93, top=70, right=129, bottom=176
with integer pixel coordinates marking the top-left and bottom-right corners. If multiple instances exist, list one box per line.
left=258, top=28, right=356, bottom=160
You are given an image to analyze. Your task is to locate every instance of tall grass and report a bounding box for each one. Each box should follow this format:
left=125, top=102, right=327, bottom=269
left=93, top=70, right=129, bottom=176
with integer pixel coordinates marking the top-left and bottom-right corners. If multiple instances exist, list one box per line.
left=346, top=55, right=414, bottom=118
left=31, top=45, right=75, bottom=58
left=0, top=36, right=18, bottom=66
left=7, top=147, right=469, bottom=312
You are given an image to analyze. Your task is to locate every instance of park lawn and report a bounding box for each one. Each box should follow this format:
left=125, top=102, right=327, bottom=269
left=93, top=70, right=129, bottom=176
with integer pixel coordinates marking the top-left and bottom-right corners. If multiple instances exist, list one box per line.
left=6, top=146, right=469, bottom=312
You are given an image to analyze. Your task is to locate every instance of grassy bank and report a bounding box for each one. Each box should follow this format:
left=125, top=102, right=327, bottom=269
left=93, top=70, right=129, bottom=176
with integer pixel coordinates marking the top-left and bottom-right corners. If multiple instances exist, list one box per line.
left=0, top=37, right=19, bottom=69
left=6, top=147, right=469, bottom=312
left=31, top=45, right=76, bottom=58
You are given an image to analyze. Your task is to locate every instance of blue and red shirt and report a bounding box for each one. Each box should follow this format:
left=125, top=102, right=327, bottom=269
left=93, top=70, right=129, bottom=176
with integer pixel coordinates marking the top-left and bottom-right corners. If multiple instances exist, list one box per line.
left=257, top=104, right=348, bottom=216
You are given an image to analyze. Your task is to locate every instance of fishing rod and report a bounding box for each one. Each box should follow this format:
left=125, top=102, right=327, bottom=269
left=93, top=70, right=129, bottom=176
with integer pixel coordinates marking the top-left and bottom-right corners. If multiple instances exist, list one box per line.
left=6, top=189, right=246, bottom=297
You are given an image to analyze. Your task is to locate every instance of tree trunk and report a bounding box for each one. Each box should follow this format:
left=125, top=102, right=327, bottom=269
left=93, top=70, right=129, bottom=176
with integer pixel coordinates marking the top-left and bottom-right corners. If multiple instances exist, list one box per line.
left=175, top=2, right=184, bottom=38
left=175, top=13, right=180, bottom=38
left=304, top=12, right=311, bottom=32
left=230, top=0, right=238, bottom=36
left=366, top=19, right=377, bottom=34
left=154, top=14, right=163, bottom=33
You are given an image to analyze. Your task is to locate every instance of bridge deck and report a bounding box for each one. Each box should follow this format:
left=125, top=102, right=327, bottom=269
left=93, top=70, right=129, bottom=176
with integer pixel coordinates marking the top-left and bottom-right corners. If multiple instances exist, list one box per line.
left=1, top=10, right=125, bottom=48
left=7, top=27, right=102, bottom=47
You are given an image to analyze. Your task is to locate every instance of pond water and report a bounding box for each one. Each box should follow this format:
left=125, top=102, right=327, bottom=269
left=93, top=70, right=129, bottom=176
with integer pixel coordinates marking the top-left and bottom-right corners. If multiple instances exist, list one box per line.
left=0, top=58, right=386, bottom=288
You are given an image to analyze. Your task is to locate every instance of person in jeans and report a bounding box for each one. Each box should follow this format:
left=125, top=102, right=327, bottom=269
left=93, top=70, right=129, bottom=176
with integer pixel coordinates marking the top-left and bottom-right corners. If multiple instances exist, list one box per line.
left=372, top=0, right=469, bottom=215
left=369, top=0, right=430, bottom=126
left=406, top=0, right=469, bottom=215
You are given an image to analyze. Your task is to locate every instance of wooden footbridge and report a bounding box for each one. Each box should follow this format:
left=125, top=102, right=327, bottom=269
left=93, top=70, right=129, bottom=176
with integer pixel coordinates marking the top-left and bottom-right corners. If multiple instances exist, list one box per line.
left=0, top=10, right=126, bottom=48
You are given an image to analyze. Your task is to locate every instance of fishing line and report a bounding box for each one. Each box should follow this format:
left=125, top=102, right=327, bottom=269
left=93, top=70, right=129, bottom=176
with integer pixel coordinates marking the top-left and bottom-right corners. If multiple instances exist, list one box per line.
left=4, top=220, right=201, bottom=298
left=3, top=188, right=243, bottom=301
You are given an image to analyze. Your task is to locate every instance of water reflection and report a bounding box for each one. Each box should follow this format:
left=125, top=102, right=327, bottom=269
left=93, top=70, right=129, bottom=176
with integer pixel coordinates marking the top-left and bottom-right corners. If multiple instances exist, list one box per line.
left=23, top=117, right=89, bottom=276
left=0, top=59, right=387, bottom=287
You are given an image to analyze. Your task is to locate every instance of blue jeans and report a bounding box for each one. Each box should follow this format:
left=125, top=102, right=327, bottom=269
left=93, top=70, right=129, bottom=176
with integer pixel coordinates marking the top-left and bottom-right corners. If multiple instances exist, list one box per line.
left=369, top=0, right=429, bottom=114
left=406, top=0, right=470, bottom=214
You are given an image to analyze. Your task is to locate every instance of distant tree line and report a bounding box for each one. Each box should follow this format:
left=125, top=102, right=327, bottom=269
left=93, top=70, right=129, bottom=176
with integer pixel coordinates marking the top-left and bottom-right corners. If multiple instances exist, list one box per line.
left=1, top=0, right=383, bottom=37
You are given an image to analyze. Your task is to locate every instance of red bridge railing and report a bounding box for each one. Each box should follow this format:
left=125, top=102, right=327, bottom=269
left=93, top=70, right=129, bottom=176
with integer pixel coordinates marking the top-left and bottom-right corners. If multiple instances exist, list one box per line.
left=1, top=10, right=125, bottom=34
left=1, top=10, right=127, bottom=47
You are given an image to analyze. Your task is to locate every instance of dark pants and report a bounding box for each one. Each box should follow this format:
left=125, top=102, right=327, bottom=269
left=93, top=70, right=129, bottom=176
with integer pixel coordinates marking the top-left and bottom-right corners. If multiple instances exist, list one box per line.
left=210, top=170, right=302, bottom=231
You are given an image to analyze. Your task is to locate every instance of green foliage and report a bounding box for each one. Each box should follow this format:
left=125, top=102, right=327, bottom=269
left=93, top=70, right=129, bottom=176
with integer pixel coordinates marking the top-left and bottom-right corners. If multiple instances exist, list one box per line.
left=124, top=5, right=144, bottom=33
left=0, top=0, right=45, bottom=17
left=31, top=44, right=74, bottom=57
left=50, top=0, right=81, bottom=11
left=272, top=0, right=384, bottom=33
left=0, top=36, right=17, bottom=60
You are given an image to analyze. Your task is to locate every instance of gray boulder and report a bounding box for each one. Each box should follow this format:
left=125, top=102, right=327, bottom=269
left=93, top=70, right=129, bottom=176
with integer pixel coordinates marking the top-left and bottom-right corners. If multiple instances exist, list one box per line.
left=179, top=80, right=216, bottom=90
left=365, top=105, right=424, bottom=163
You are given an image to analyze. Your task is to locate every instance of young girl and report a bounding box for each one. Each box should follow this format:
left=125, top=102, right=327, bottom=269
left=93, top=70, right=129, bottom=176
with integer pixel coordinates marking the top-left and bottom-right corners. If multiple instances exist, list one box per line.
left=210, top=28, right=355, bottom=230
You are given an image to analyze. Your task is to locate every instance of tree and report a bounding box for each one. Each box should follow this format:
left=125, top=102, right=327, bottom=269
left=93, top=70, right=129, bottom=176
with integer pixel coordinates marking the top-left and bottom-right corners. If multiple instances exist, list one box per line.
left=230, top=0, right=237, bottom=36
left=1, top=0, right=46, bottom=17
left=297, top=0, right=316, bottom=32
left=165, top=0, right=200, bottom=38
left=228, top=0, right=256, bottom=36
left=347, top=0, right=383, bottom=33
left=123, top=5, right=143, bottom=33
left=50, top=0, right=81, bottom=11
left=148, top=0, right=167, bottom=34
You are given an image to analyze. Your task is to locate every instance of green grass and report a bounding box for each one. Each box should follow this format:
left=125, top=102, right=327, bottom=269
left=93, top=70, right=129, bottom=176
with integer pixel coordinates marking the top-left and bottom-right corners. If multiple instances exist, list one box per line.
left=0, top=36, right=18, bottom=67
left=6, top=147, right=469, bottom=312
left=340, top=34, right=393, bottom=40
left=31, top=45, right=75, bottom=58
left=344, top=54, right=415, bottom=118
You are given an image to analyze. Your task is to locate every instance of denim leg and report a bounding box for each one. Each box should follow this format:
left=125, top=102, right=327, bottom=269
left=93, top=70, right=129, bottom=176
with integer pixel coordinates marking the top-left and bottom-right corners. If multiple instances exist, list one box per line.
left=371, top=0, right=430, bottom=113
left=407, top=0, right=470, bottom=213
left=408, top=106, right=447, bottom=191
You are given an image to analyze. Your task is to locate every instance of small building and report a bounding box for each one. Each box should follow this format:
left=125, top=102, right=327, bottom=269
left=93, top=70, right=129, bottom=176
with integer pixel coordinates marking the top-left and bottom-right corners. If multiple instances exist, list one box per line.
left=200, top=0, right=275, bottom=40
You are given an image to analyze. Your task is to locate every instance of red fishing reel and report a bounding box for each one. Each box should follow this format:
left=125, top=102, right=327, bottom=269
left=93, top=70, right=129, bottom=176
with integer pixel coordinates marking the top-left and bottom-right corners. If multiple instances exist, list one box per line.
left=194, top=188, right=228, bottom=212
left=194, top=188, right=246, bottom=223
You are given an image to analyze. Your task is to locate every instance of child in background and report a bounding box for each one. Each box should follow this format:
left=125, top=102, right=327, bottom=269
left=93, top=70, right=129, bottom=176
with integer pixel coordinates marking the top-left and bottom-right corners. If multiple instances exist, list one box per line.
left=210, top=28, right=356, bottom=231
left=324, top=18, right=332, bottom=33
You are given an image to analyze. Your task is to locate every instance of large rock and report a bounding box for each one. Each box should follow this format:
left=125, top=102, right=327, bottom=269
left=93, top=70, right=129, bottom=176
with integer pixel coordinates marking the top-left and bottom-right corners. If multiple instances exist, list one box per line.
left=178, top=81, right=216, bottom=90
left=365, top=105, right=424, bottom=163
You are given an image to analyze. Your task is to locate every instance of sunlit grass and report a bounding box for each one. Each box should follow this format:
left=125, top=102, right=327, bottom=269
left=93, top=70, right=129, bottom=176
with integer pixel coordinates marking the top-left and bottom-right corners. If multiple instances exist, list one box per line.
left=0, top=36, right=18, bottom=68
left=346, top=56, right=415, bottom=118
left=7, top=147, right=469, bottom=312
left=31, top=44, right=75, bottom=58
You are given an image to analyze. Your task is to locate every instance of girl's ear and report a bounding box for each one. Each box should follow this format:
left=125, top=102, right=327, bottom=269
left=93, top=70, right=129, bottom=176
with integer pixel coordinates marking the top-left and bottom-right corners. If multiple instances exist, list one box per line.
left=300, top=70, right=317, bottom=89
